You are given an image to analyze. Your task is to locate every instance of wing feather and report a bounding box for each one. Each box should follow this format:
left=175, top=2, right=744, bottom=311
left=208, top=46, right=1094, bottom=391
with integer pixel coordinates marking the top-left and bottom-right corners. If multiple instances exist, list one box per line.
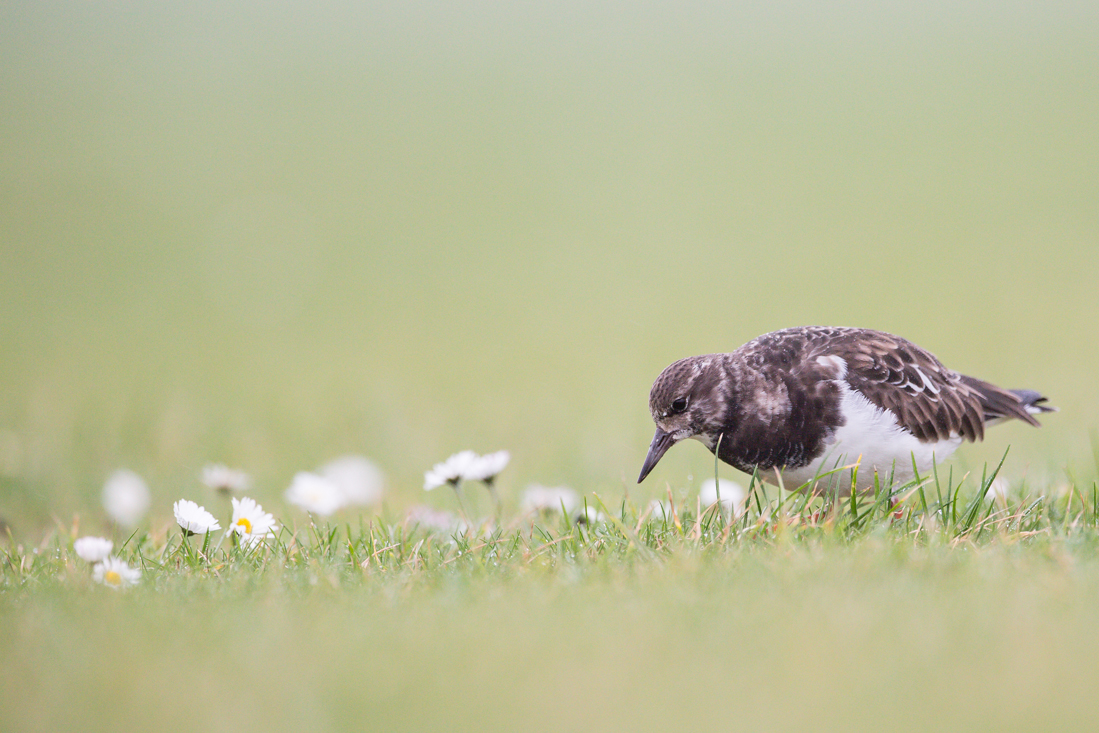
left=736, top=326, right=1045, bottom=445
left=802, top=328, right=988, bottom=443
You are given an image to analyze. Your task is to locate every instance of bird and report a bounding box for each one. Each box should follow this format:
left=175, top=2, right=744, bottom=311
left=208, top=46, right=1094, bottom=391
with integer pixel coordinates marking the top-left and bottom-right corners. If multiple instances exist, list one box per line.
left=637, top=326, right=1055, bottom=493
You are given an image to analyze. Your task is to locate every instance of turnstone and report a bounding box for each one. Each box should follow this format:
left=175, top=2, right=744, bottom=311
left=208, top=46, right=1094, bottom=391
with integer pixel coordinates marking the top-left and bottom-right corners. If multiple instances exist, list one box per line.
left=637, top=327, right=1055, bottom=492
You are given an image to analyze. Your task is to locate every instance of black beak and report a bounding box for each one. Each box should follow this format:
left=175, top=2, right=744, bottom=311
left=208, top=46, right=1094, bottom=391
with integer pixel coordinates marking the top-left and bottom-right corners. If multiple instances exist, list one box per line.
left=637, top=428, right=677, bottom=483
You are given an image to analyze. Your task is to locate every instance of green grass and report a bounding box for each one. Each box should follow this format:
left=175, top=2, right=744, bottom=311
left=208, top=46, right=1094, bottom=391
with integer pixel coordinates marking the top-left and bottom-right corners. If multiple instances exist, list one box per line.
left=6, top=473, right=1099, bottom=731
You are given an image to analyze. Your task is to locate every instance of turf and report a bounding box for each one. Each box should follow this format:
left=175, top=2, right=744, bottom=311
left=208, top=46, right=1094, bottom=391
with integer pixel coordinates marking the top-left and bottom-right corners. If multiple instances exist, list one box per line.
left=6, top=476, right=1099, bottom=731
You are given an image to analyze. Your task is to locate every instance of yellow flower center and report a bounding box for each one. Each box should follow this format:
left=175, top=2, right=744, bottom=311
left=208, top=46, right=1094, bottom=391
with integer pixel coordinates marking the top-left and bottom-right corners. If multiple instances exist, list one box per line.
left=236, top=517, right=253, bottom=534
left=105, top=570, right=122, bottom=586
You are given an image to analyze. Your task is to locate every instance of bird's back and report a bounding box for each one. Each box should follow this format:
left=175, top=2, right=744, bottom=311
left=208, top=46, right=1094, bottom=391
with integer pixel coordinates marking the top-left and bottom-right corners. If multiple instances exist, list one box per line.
left=723, top=326, right=1052, bottom=490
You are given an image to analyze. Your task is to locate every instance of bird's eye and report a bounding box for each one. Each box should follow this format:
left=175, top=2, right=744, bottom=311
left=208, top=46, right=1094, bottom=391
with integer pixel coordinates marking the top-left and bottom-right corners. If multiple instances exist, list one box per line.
left=670, top=397, right=688, bottom=414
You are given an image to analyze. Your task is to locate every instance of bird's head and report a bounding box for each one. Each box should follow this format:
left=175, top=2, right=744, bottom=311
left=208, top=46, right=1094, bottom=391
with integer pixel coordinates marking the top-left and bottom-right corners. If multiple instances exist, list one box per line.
left=637, top=355, right=728, bottom=483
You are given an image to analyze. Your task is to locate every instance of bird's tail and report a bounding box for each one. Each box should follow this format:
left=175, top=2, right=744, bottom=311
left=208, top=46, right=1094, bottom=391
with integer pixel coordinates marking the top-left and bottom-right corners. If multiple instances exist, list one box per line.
left=960, top=375, right=1055, bottom=428
left=1008, top=389, right=1057, bottom=416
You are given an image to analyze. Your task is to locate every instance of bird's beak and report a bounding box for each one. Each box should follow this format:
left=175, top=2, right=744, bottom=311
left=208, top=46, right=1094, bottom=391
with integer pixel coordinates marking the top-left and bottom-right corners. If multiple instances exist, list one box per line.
left=637, top=428, right=677, bottom=483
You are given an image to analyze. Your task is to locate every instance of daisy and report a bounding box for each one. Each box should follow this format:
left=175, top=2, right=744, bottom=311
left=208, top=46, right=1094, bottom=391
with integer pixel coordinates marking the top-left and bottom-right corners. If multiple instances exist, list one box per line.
left=229, top=497, right=278, bottom=546
left=173, top=499, right=222, bottom=535
left=573, top=506, right=607, bottom=526
left=985, top=478, right=1010, bottom=502
left=285, top=471, right=345, bottom=516
left=700, top=478, right=746, bottom=518
left=73, top=536, right=114, bottom=563
left=466, top=450, right=510, bottom=483
left=423, top=450, right=479, bottom=491
left=102, top=469, right=150, bottom=527
left=520, top=484, right=579, bottom=514
left=319, top=455, right=384, bottom=506
left=406, top=505, right=468, bottom=534
left=93, top=556, right=141, bottom=589
left=201, top=464, right=251, bottom=494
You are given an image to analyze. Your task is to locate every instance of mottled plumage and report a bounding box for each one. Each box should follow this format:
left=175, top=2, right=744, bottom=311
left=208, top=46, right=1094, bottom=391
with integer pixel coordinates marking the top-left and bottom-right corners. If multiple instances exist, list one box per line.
left=638, top=327, right=1054, bottom=492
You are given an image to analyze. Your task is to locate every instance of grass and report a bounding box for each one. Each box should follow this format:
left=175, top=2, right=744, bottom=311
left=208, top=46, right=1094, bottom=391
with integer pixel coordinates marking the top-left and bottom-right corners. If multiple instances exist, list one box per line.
left=6, top=470, right=1099, bottom=731
left=6, top=461, right=1097, bottom=593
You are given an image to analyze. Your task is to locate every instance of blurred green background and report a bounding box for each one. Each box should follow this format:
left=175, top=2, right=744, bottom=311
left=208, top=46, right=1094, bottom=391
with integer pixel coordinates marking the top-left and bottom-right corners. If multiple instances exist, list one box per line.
left=1, top=1, right=1097, bottom=533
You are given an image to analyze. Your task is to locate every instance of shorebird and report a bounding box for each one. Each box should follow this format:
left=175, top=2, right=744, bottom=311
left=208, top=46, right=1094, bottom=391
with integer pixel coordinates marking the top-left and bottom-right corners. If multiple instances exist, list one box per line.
left=637, top=327, right=1054, bottom=492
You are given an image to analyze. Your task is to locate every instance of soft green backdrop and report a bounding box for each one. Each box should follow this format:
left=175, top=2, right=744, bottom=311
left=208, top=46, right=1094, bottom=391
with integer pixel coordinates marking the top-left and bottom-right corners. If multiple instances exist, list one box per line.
left=1, top=1, right=1096, bottom=532
left=4, top=5, right=1099, bottom=733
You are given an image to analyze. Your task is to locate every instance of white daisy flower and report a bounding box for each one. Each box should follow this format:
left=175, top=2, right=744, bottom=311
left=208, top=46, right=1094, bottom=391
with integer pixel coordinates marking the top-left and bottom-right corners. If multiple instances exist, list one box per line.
left=73, top=536, right=114, bottom=563
left=102, top=469, right=150, bottom=528
left=201, top=464, right=251, bottom=494
left=573, top=505, right=607, bottom=526
left=646, top=499, right=674, bottom=522
left=319, top=455, right=384, bottom=506
left=173, top=499, right=222, bottom=534
left=423, top=450, right=479, bottom=491
left=405, top=505, right=468, bottom=534
left=285, top=471, right=345, bottom=516
left=229, top=497, right=278, bottom=546
left=985, top=478, right=1010, bottom=502
left=93, top=556, right=141, bottom=589
left=466, top=450, right=510, bottom=483
left=700, top=478, right=746, bottom=517
left=520, top=484, right=580, bottom=514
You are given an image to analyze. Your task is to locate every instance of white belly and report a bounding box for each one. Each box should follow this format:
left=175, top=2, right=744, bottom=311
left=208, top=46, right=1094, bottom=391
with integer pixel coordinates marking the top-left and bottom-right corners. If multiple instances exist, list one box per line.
left=772, top=382, right=961, bottom=494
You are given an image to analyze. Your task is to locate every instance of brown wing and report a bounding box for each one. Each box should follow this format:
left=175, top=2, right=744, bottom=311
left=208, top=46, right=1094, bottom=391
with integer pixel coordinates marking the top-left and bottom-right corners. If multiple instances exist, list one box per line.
left=736, top=326, right=1042, bottom=443
left=799, top=327, right=1039, bottom=443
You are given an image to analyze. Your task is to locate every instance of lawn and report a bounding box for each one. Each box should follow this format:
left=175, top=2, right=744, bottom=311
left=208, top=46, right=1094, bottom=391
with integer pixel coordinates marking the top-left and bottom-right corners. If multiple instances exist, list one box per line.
left=6, top=480, right=1099, bottom=731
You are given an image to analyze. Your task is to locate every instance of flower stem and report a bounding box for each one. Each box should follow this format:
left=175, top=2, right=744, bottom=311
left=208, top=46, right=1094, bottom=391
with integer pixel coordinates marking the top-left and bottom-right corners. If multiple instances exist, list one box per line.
left=178, top=531, right=194, bottom=567
left=485, top=480, right=501, bottom=517
left=451, top=482, right=470, bottom=522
